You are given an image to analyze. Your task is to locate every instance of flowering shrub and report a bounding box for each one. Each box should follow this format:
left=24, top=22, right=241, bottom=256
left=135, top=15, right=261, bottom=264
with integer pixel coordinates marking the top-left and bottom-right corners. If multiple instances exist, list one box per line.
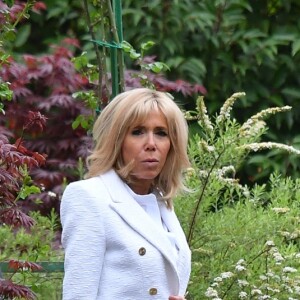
left=175, top=93, right=300, bottom=299
left=204, top=241, right=300, bottom=299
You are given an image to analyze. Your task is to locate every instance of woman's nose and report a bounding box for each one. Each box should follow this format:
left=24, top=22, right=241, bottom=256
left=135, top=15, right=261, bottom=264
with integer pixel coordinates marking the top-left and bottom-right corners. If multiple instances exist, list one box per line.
left=145, top=133, right=156, bottom=150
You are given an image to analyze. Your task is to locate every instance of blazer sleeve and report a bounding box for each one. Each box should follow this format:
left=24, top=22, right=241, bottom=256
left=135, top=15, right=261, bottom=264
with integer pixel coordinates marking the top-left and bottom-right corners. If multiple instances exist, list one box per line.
left=60, top=182, right=106, bottom=300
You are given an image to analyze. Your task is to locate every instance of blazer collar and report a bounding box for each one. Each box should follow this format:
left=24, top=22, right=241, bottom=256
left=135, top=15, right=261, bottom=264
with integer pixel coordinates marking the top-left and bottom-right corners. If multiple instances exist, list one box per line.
left=99, top=169, right=180, bottom=292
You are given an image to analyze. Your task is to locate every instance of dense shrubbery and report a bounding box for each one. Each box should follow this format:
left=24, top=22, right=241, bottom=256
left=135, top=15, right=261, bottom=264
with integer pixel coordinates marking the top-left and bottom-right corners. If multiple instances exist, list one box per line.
left=121, top=0, right=300, bottom=183
left=175, top=93, right=300, bottom=299
left=7, top=0, right=300, bottom=181
left=2, top=1, right=300, bottom=299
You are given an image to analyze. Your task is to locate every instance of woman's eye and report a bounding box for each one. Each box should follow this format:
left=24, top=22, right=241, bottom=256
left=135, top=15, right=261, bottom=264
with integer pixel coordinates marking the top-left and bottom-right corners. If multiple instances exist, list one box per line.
left=156, top=130, right=168, bottom=137
left=131, top=129, right=143, bottom=135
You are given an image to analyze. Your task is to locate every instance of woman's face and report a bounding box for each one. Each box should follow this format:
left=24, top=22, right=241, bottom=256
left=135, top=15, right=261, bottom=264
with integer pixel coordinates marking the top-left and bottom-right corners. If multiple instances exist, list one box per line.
left=121, top=109, right=171, bottom=194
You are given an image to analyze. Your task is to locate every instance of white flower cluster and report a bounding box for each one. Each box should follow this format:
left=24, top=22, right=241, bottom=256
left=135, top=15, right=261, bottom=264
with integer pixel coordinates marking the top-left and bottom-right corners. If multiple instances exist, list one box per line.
left=271, top=247, right=285, bottom=264
left=271, top=207, right=290, bottom=214
left=283, top=267, right=297, bottom=273
left=204, top=245, right=300, bottom=299
left=205, top=287, right=220, bottom=298
left=239, top=291, right=247, bottom=299
left=240, top=106, right=292, bottom=136
left=265, top=240, right=275, bottom=247
left=238, top=142, right=300, bottom=155
left=217, top=165, right=236, bottom=178
left=235, top=259, right=247, bottom=272
left=196, top=96, right=214, bottom=133
left=239, top=119, right=266, bottom=138
left=198, top=140, right=215, bottom=153
left=47, top=191, right=57, bottom=197
left=216, top=92, right=246, bottom=124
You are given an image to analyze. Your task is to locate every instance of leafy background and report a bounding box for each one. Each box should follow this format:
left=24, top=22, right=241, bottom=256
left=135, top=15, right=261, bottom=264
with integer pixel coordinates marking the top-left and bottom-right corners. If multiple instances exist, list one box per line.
left=1, top=0, right=300, bottom=299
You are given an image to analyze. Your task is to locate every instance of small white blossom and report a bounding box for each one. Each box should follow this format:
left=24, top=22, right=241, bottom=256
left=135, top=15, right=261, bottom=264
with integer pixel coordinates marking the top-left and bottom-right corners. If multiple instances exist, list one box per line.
left=259, top=275, right=268, bottom=281
left=220, top=271, right=234, bottom=279
left=199, top=170, right=209, bottom=178
left=238, top=142, right=300, bottom=155
left=196, top=96, right=214, bottom=133
left=272, top=207, right=290, bottom=214
left=198, top=140, right=215, bottom=153
left=236, top=259, right=246, bottom=265
left=217, top=92, right=245, bottom=123
left=238, top=279, right=249, bottom=287
left=295, top=253, right=300, bottom=258
left=294, top=286, right=300, bottom=294
left=265, top=240, right=275, bottom=247
left=258, top=295, right=271, bottom=300
left=214, top=277, right=223, bottom=282
left=272, top=250, right=284, bottom=263
left=283, top=266, right=297, bottom=273
left=48, top=191, right=57, bottom=197
left=239, top=291, right=247, bottom=299
left=235, top=265, right=246, bottom=272
left=251, top=288, right=262, bottom=295
left=240, top=106, right=292, bottom=135
left=205, top=287, right=219, bottom=298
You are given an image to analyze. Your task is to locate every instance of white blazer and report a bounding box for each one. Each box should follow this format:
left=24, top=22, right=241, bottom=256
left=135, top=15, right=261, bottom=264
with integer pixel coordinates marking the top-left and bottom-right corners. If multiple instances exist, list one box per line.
left=61, top=169, right=191, bottom=300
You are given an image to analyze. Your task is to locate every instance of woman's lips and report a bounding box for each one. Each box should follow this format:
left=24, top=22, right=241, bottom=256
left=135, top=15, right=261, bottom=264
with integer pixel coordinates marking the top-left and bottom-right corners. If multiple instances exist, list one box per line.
left=142, top=159, right=159, bottom=167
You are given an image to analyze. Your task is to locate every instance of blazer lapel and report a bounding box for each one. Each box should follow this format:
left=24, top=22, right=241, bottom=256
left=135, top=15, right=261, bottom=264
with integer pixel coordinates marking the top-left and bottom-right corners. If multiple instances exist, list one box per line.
left=99, top=170, right=180, bottom=291
left=159, top=200, right=192, bottom=289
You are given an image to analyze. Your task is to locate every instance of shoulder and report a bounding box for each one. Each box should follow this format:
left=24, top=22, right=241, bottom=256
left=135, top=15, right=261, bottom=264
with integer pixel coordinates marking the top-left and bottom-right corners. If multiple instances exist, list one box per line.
left=64, top=176, right=105, bottom=197
left=61, top=174, right=111, bottom=209
left=61, top=169, right=123, bottom=205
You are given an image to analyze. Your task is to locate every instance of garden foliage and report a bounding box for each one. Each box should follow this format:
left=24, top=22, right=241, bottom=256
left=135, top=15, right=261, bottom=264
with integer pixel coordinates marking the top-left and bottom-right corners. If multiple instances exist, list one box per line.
left=121, top=0, right=300, bottom=182
left=8, top=0, right=300, bottom=182
left=2, top=1, right=300, bottom=299
left=175, top=93, right=300, bottom=299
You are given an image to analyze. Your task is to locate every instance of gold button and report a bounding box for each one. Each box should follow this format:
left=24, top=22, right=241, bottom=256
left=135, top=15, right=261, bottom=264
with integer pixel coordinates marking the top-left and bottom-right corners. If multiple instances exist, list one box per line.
left=149, top=288, right=157, bottom=295
left=138, top=247, right=146, bottom=256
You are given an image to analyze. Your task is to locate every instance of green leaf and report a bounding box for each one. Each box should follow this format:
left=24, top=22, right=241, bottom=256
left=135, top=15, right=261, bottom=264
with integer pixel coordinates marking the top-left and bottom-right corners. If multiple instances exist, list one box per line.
left=72, top=116, right=83, bottom=129
left=129, top=50, right=141, bottom=59
left=0, top=103, right=5, bottom=115
left=14, top=24, right=31, bottom=47
left=141, top=41, right=155, bottom=51
left=0, top=53, right=11, bottom=63
left=282, top=87, right=300, bottom=99
left=72, top=52, right=89, bottom=70
left=3, top=29, right=16, bottom=42
left=243, top=30, right=267, bottom=39
left=272, top=33, right=296, bottom=43
left=149, top=62, right=169, bottom=73
left=3, top=0, right=14, bottom=7
left=121, top=41, right=134, bottom=53
left=19, top=186, right=41, bottom=199
left=0, top=82, right=13, bottom=101
left=291, top=39, right=300, bottom=56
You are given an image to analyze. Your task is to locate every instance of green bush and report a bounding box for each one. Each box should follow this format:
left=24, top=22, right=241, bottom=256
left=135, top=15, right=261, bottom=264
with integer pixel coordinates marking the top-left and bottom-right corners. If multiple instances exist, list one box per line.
left=0, top=210, right=63, bottom=299
left=122, top=0, right=300, bottom=182
left=175, top=93, right=300, bottom=299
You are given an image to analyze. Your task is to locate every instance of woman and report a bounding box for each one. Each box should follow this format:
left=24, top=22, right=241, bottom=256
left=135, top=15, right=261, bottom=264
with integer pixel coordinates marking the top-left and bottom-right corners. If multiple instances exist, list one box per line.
left=60, top=88, right=191, bottom=300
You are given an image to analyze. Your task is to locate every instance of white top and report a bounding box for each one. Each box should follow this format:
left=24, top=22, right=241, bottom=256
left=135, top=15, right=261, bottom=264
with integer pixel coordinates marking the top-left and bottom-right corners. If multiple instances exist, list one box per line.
left=124, top=184, right=179, bottom=257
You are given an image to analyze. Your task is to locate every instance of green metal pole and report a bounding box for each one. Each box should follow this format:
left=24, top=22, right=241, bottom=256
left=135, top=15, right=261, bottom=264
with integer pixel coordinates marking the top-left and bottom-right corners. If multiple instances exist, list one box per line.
left=113, top=0, right=123, bottom=42
left=111, top=48, right=119, bottom=98
left=111, top=0, right=124, bottom=98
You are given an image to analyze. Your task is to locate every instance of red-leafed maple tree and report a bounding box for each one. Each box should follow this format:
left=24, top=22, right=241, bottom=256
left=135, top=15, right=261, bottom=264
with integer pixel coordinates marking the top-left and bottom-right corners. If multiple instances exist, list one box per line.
left=0, top=1, right=52, bottom=299
left=0, top=41, right=92, bottom=216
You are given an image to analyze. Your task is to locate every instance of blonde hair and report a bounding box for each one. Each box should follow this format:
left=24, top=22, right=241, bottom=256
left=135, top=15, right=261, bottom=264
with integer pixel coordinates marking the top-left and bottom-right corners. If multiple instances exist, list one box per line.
left=86, top=88, right=190, bottom=207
